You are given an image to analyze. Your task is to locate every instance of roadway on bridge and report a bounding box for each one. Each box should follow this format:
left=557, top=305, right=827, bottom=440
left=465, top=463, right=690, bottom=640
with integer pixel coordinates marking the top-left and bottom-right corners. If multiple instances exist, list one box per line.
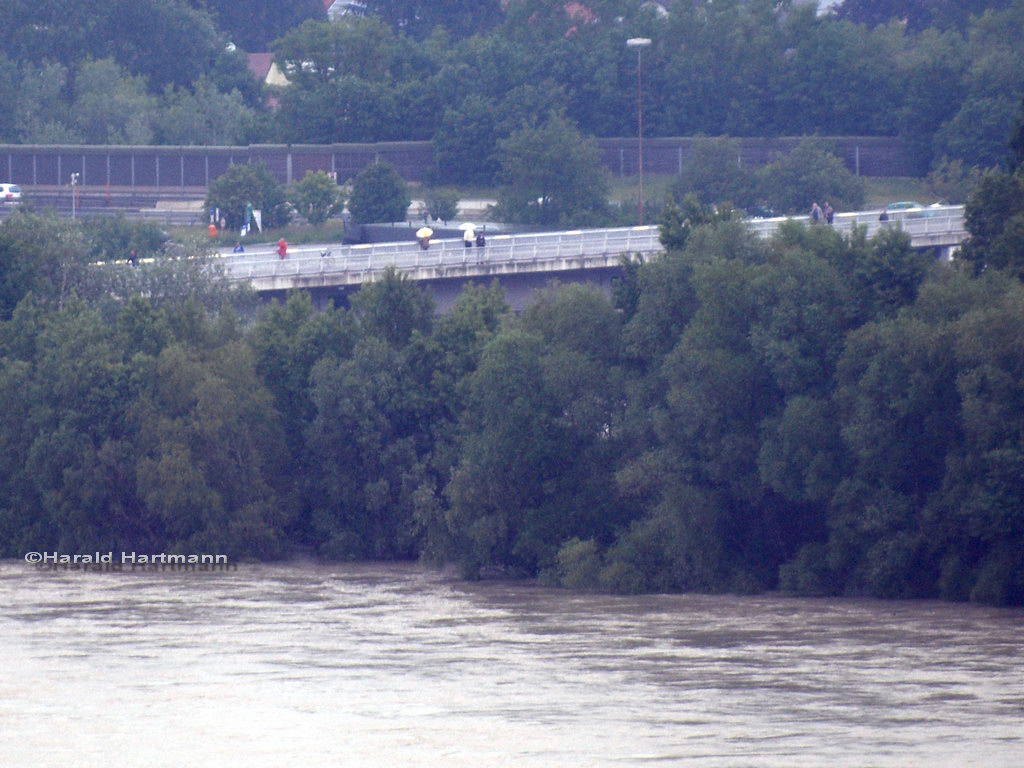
left=216, top=205, right=966, bottom=293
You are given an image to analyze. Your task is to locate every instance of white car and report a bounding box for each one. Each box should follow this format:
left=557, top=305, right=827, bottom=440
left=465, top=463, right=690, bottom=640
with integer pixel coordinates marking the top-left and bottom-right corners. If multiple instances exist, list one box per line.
left=1, top=183, right=23, bottom=203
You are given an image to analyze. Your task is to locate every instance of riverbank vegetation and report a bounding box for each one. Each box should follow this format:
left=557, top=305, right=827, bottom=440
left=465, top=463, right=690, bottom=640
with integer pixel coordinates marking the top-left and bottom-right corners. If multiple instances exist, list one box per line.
left=2, top=129, right=1023, bottom=606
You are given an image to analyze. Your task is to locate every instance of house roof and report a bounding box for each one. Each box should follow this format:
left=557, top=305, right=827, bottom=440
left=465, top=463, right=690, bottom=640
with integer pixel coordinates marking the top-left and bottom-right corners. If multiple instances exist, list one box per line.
left=247, top=52, right=274, bottom=81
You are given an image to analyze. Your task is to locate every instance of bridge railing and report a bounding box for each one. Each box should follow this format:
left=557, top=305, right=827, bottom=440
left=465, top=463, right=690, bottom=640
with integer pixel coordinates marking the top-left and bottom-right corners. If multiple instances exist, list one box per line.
left=224, top=225, right=663, bottom=282
left=746, top=205, right=966, bottom=241
left=222, top=207, right=965, bottom=285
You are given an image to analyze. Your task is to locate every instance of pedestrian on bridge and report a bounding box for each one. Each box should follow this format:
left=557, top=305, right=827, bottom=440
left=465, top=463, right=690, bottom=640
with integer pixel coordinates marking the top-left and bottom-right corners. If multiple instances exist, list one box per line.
left=823, top=202, right=834, bottom=224
left=810, top=202, right=822, bottom=223
left=475, top=231, right=486, bottom=248
left=277, top=238, right=288, bottom=259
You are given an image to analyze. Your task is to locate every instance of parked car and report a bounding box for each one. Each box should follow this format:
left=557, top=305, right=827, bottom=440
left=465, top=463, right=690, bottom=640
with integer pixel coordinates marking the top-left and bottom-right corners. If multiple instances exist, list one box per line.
left=885, top=201, right=925, bottom=212
left=1, top=183, right=23, bottom=203
left=885, top=200, right=948, bottom=220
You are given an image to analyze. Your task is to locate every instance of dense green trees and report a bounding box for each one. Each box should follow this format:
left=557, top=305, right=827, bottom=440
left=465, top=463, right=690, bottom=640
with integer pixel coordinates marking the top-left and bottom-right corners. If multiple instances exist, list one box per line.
left=2, top=0, right=1022, bottom=183
left=205, top=163, right=291, bottom=230
left=493, top=114, right=610, bottom=225
left=4, top=127, right=1024, bottom=607
left=347, top=161, right=412, bottom=224
left=667, top=137, right=866, bottom=215
left=289, top=170, right=346, bottom=225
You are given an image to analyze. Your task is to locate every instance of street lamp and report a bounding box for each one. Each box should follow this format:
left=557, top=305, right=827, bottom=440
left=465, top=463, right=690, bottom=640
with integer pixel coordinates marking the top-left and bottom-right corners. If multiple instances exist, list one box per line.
left=626, top=37, right=651, bottom=225
left=70, top=172, right=80, bottom=221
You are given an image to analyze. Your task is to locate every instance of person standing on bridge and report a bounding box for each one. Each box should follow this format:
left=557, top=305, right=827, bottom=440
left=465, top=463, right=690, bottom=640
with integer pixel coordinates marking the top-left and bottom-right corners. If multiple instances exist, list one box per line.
left=277, top=238, right=288, bottom=259
left=823, top=202, right=834, bottom=225
left=810, top=202, right=822, bottom=223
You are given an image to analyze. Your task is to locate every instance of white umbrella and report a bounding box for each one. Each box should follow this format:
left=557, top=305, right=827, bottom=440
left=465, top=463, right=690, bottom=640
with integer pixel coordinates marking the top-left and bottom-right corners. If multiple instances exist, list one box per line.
left=458, top=222, right=476, bottom=231
left=416, top=227, right=433, bottom=239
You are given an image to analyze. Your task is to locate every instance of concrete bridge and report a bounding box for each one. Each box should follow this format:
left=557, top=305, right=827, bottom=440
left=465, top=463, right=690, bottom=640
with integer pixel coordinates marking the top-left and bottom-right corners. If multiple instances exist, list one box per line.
left=221, top=205, right=967, bottom=309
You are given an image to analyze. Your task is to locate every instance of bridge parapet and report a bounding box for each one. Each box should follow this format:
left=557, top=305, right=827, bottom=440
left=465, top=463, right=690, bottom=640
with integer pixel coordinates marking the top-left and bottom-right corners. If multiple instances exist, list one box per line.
left=224, top=226, right=663, bottom=291
left=222, top=207, right=967, bottom=292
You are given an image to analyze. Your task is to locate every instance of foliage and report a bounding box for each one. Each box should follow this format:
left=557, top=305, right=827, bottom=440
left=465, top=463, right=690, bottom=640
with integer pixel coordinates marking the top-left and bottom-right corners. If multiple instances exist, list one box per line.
left=288, top=171, right=346, bottom=226
left=756, top=137, right=867, bottom=214
left=0, top=0, right=1022, bottom=183
left=669, top=137, right=758, bottom=210
left=152, top=77, right=257, bottom=146
left=205, top=163, right=291, bottom=230
left=493, top=114, right=610, bottom=226
left=960, top=167, right=1024, bottom=277
left=658, top=194, right=734, bottom=252
left=417, top=187, right=458, bottom=224
left=203, top=0, right=326, bottom=52
left=347, top=161, right=412, bottom=224
left=272, top=17, right=401, bottom=89
left=833, top=0, right=1012, bottom=33
left=431, top=95, right=503, bottom=186
left=0, top=211, right=92, bottom=319
left=7, top=104, right=1024, bottom=608
left=80, top=215, right=169, bottom=261
left=926, top=156, right=983, bottom=204
left=359, top=0, right=505, bottom=40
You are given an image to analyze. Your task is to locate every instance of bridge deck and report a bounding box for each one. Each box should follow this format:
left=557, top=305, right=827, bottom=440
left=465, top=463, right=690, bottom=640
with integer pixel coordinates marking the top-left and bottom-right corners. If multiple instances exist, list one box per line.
left=220, top=206, right=966, bottom=292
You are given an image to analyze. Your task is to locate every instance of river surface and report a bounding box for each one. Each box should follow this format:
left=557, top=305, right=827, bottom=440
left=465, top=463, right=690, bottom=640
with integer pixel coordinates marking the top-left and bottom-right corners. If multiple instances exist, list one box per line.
left=1, top=561, right=1021, bottom=767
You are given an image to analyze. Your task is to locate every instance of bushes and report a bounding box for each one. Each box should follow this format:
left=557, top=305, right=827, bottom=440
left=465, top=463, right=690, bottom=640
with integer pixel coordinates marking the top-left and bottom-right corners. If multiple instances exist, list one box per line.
left=347, top=161, right=411, bottom=224
left=205, top=162, right=291, bottom=230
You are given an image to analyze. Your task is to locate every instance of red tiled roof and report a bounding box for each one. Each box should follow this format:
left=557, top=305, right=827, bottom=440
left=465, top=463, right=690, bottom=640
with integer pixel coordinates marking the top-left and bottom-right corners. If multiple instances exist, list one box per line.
left=247, top=52, right=274, bottom=80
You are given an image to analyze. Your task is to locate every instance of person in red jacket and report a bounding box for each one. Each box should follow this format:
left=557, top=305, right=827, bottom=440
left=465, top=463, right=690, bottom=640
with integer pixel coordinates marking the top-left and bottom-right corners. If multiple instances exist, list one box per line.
left=277, top=238, right=288, bottom=259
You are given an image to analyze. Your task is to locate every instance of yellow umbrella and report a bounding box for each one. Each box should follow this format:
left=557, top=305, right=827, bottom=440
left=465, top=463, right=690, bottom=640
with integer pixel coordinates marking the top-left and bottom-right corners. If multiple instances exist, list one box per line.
left=416, top=227, right=433, bottom=239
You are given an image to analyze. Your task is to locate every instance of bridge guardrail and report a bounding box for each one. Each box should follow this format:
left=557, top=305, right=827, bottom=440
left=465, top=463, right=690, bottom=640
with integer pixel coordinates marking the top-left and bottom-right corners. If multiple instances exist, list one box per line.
left=220, top=208, right=966, bottom=287
left=223, top=226, right=663, bottom=283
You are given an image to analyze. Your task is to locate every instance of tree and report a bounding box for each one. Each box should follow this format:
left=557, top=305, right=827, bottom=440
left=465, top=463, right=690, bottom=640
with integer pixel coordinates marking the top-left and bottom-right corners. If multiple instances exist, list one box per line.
left=289, top=170, right=346, bottom=225
left=0, top=212, right=90, bottom=319
left=431, top=95, right=503, bottom=185
left=658, top=194, right=732, bottom=252
left=80, top=215, right=169, bottom=262
left=272, top=17, right=400, bottom=88
left=422, top=188, right=460, bottom=223
left=756, top=138, right=866, bottom=214
left=347, top=161, right=411, bottom=224
left=305, top=271, right=437, bottom=559
left=152, top=77, right=256, bottom=146
left=205, top=163, right=291, bottom=230
left=201, top=0, right=326, bottom=52
left=70, top=58, right=156, bottom=145
left=934, top=96, right=1022, bottom=169
left=1009, top=97, right=1024, bottom=171
left=14, top=62, right=81, bottom=144
left=834, top=0, right=1012, bottom=33
left=960, top=168, right=1024, bottom=277
left=926, top=156, right=983, bottom=204
left=360, top=0, right=505, bottom=40
left=443, top=285, right=626, bottom=578
left=0, top=0, right=223, bottom=91
left=274, top=77, right=402, bottom=144
left=669, top=137, right=758, bottom=210
left=493, top=113, right=610, bottom=226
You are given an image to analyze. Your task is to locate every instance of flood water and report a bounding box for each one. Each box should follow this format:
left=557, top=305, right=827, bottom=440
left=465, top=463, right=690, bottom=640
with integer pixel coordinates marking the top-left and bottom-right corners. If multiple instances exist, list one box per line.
left=1, top=561, right=1021, bottom=767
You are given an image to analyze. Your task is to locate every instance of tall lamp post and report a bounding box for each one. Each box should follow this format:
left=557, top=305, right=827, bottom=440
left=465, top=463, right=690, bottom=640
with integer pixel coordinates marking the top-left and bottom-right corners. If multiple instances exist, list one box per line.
left=626, top=37, right=651, bottom=225
left=70, top=172, right=80, bottom=221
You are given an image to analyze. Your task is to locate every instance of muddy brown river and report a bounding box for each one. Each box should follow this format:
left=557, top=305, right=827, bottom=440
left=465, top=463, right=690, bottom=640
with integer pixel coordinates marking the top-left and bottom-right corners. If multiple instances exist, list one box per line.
left=1, top=561, right=1020, bottom=766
